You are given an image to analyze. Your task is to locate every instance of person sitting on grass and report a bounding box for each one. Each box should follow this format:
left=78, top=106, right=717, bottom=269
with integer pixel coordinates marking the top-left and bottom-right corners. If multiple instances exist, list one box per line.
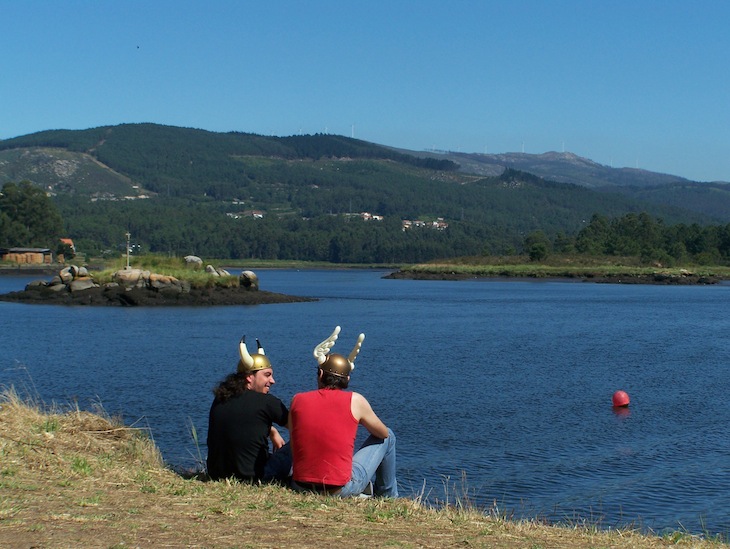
left=207, top=335, right=291, bottom=483
left=288, top=326, right=398, bottom=497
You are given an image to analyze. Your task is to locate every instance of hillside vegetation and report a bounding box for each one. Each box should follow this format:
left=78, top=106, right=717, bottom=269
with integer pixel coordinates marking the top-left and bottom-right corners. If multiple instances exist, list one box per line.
left=1, top=389, right=725, bottom=548
left=1, top=124, right=729, bottom=263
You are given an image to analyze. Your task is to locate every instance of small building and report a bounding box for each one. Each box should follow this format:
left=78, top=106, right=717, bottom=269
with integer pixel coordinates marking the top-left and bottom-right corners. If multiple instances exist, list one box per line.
left=0, top=247, right=53, bottom=264
left=59, top=238, right=76, bottom=253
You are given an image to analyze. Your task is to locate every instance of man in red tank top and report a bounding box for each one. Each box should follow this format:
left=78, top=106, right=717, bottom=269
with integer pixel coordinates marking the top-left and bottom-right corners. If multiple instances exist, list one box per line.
left=289, top=327, right=398, bottom=497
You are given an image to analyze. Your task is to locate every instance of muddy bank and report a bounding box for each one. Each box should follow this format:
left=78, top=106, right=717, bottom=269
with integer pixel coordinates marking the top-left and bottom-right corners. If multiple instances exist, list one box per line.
left=384, top=270, right=724, bottom=285
left=0, top=284, right=316, bottom=306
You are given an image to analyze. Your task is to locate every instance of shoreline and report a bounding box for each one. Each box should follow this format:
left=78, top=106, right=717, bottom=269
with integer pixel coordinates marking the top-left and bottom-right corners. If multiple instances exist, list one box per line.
left=0, top=263, right=316, bottom=306
left=3, top=262, right=728, bottom=287
left=2, top=390, right=724, bottom=548
left=0, top=285, right=316, bottom=306
left=384, top=268, right=727, bottom=285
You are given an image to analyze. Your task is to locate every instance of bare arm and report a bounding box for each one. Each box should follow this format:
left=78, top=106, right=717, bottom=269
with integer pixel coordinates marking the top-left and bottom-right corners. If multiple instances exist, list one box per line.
left=269, top=426, right=285, bottom=450
left=351, top=392, right=389, bottom=439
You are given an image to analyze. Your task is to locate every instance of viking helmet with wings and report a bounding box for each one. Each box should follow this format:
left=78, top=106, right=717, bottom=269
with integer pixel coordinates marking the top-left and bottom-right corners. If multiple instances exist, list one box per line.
left=313, top=326, right=365, bottom=377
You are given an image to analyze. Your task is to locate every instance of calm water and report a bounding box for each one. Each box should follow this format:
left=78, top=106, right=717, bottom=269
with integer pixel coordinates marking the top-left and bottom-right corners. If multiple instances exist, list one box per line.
left=1, top=269, right=729, bottom=536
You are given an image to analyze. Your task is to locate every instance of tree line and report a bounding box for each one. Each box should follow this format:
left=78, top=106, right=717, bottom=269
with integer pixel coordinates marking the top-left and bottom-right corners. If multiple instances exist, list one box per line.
left=524, top=212, right=730, bottom=265
left=3, top=179, right=730, bottom=266
left=0, top=181, right=64, bottom=251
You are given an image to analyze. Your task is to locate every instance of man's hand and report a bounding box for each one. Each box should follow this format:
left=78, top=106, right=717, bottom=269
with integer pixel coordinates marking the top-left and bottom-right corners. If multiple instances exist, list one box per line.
left=269, top=426, right=285, bottom=450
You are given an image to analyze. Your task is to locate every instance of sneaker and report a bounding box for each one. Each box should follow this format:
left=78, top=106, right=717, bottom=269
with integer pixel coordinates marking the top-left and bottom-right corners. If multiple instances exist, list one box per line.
left=357, top=481, right=374, bottom=498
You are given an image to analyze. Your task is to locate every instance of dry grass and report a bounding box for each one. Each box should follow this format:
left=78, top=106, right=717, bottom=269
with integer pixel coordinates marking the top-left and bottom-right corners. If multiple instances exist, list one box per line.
left=0, top=388, right=725, bottom=548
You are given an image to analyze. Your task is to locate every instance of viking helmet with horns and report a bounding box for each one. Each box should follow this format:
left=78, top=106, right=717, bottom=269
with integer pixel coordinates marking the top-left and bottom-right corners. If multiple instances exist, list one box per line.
left=238, top=336, right=272, bottom=374
left=313, top=326, right=364, bottom=377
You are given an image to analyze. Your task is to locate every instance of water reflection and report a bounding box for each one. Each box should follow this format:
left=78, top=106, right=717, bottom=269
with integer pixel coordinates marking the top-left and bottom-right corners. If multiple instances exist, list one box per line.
left=612, top=406, right=631, bottom=418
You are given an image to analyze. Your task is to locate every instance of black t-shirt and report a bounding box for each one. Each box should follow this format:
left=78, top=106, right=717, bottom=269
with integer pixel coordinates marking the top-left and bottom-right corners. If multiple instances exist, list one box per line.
left=206, top=391, right=288, bottom=481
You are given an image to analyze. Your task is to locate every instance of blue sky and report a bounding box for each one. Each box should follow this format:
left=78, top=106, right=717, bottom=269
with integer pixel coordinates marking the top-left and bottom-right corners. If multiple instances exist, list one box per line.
left=2, top=1, right=729, bottom=182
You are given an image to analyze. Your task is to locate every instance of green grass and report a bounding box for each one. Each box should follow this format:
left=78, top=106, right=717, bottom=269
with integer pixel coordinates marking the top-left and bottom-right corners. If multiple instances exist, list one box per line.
left=90, top=254, right=401, bottom=271
left=399, top=254, right=730, bottom=280
left=71, top=457, right=92, bottom=476
left=88, top=254, right=241, bottom=288
left=45, top=251, right=730, bottom=285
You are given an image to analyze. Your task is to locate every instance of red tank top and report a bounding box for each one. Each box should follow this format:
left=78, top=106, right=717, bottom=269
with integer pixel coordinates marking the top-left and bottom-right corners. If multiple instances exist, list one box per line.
left=291, top=389, right=358, bottom=485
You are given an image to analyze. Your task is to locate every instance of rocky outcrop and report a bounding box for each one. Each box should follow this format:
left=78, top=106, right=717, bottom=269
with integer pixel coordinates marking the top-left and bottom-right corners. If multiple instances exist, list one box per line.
left=205, top=265, right=231, bottom=277
left=25, top=264, right=99, bottom=293
left=111, top=268, right=190, bottom=293
left=18, top=265, right=192, bottom=296
left=1, top=266, right=311, bottom=306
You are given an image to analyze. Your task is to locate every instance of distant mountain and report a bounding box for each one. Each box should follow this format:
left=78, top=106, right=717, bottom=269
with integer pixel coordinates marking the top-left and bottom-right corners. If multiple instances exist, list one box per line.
left=392, top=148, right=696, bottom=188
left=390, top=148, right=730, bottom=222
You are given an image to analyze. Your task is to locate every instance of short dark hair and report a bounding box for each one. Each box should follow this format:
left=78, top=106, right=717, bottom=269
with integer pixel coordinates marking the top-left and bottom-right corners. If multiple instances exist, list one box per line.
left=319, top=369, right=349, bottom=389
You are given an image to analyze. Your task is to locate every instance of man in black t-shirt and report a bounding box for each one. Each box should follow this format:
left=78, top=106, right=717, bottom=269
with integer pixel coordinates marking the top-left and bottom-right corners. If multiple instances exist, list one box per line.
left=206, top=336, right=291, bottom=482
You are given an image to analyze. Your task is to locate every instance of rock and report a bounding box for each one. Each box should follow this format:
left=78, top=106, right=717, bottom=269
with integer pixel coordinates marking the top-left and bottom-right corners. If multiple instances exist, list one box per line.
left=184, top=255, right=203, bottom=266
left=69, top=277, right=97, bottom=292
left=48, top=283, right=69, bottom=292
left=205, top=265, right=219, bottom=276
left=240, top=270, right=259, bottom=291
left=149, top=273, right=183, bottom=291
left=113, top=268, right=145, bottom=288
left=59, top=267, right=75, bottom=284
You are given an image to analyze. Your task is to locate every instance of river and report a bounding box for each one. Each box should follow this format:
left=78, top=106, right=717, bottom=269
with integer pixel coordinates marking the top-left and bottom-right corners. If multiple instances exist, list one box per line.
left=1, top=269, right=729, bottom=536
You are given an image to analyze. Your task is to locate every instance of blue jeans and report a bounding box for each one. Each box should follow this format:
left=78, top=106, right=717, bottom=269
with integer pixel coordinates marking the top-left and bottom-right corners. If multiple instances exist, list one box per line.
left=263, top=442, right=292, bottom=483
left=339, top=428, right=398, bottom=498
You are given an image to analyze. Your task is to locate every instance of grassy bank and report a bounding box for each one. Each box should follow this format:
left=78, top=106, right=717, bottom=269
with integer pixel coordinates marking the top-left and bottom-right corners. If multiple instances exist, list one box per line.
left=45, top=256, right=399, bottom=289
left=96, top=254, right=730, bottom=281
left=10, top=253, right=730, bottom=282
left=393, top=255, right=730, bottom=281
left=1, top=390, right=725, bottom=548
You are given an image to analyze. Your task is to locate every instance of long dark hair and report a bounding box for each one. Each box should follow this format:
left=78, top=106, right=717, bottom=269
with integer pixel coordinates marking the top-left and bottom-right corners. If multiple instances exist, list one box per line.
left=212, top=372, right=249, bottom=403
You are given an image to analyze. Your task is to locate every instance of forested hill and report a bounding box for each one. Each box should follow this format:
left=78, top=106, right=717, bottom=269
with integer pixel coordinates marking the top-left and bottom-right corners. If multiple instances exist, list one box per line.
left=0, top=123, right=457, bottom=192
left=0, top=123, right=728, bottom=262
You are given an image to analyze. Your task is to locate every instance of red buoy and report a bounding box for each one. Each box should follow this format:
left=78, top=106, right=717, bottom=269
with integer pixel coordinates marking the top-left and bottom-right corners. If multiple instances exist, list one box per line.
left=612, top=390, right=630, bottom=407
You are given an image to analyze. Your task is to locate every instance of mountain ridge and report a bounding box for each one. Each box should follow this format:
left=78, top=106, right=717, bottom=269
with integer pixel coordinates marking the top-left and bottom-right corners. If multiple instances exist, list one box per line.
left=1, top=124, right=729, bottom=263
left=389, top=147, right=710, bottom=188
